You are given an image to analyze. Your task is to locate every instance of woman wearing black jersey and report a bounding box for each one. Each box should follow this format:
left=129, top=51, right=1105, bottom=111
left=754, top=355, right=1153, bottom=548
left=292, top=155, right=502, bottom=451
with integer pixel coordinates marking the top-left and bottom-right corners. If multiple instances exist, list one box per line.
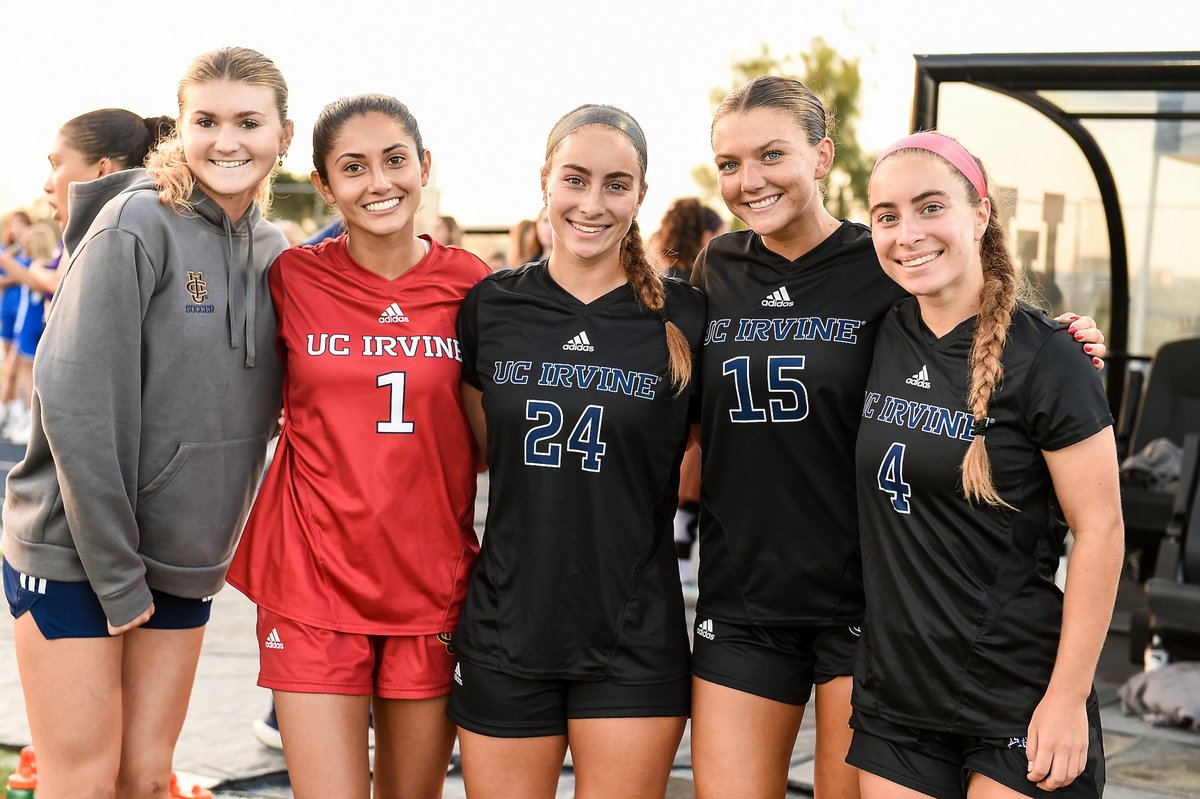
left=688, top=77, right=1106, bottom=799
left=449, top=105, right=706, bottom=799
left=849, top=132, right=1122, bottom=799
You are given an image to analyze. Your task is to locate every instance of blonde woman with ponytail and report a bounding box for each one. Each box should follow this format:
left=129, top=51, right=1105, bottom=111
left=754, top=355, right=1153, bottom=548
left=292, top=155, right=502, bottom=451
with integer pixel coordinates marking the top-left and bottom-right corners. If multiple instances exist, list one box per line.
left=3, top=47, right=292, bottom=798
left=449, top=104, right=706, bottom=799
left=851, top=132, right=1123, bottom=799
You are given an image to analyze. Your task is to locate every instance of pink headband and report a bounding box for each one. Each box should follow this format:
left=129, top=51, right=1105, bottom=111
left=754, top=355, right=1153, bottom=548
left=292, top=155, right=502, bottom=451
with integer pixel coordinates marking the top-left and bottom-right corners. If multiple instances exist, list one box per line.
left=874, top=132, right=987, bottom=200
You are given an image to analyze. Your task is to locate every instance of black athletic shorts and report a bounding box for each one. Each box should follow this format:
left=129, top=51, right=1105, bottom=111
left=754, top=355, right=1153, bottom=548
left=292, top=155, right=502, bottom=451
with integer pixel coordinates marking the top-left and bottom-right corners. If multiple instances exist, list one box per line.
left=446, top=657, right=691, bottom=738
left=690, top=618, right=860, bottom=704
left=847, top=702, right=1105, bottom=799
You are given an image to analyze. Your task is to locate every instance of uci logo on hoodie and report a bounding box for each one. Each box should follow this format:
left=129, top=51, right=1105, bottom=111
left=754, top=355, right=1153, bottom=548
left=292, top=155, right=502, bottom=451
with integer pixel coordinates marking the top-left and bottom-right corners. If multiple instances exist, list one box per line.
left=186, top=271, right=215, bottom=314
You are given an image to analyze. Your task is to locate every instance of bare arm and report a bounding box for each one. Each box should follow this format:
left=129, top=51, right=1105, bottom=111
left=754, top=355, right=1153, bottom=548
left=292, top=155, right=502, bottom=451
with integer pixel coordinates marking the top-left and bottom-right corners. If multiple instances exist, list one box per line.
left=462, top=381, right=488, bottom=473
left=26, top=261, right=61, bottom=294
left=0, top=250, right=39, bottom=290
left=1026, top=426, right=1124, bottom=790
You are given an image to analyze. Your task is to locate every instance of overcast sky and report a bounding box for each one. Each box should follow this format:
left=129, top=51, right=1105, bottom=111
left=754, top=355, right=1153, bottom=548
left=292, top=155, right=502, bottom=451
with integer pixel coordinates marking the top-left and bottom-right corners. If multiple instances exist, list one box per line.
left=1, top=0, right=1192, bottom=229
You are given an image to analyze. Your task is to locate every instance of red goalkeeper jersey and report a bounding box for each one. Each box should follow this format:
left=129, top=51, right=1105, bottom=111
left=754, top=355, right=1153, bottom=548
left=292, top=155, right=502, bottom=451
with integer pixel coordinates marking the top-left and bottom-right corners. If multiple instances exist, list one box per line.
left=228, top=235, right=489, bottom=634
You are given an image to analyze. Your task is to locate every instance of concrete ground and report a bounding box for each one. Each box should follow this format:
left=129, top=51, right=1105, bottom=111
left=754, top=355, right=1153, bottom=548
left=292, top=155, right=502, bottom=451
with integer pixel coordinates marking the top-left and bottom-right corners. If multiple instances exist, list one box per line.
left=2, top=455, right=1198, bottom=797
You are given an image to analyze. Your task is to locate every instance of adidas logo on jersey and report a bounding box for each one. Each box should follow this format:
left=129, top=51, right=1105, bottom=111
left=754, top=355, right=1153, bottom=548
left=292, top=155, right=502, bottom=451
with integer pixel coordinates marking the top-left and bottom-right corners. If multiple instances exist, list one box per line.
left=696, top=618, right=716, bottom=641
left=379, top=302, right=409, bottom=324
left=905, top=365, right=931, bottom=389
left=453, top=662, right=463, bottom=686
left=264, top=627, right=284, bottom=650
left=563, top=331, right=595, bottom=352
left=761, top=286, right=794, bottom=307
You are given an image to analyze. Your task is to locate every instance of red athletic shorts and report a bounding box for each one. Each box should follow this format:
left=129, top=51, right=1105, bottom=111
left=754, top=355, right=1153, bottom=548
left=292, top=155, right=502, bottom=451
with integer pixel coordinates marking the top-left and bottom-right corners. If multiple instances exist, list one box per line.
left=255, top=608, right=457, bottom=699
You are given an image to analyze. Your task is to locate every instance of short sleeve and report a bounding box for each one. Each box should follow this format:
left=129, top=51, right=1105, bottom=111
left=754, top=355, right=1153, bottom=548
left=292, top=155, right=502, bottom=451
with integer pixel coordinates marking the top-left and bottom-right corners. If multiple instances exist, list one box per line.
left=690, top=246, right=708, bottom=291
left=1025, top=327, right=1114, bottom=451
left=457, top=282, right=483, bottom=389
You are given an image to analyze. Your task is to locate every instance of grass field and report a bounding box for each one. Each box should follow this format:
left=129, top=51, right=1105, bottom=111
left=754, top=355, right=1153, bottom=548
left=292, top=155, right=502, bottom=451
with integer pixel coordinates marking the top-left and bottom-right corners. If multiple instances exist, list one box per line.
left=1, top=745, right=31, bottom=793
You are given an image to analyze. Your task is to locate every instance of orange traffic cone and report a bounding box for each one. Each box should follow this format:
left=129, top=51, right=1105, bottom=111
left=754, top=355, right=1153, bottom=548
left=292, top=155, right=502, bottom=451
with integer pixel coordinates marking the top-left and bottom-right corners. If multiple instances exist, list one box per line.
left=169, top=772, right=213, bottom=799
left=4, top=746, right=37, bottom=798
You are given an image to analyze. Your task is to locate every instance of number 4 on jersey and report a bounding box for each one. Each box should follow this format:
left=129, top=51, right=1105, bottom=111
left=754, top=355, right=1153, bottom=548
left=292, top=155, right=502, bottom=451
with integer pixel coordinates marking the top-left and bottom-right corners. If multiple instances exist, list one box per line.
left=877, top=442, right=911, bottom=514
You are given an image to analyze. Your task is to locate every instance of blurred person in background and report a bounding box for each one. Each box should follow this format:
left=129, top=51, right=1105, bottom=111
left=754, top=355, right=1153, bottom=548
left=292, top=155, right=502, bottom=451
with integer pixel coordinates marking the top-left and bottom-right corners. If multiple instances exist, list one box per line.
left=0, top=210, right=32, bottom=435
left=0, top=223, right=59, bottom=442
left=647, top=197, right=727, bottom=586
left=432, top=213, right=463, bottom=246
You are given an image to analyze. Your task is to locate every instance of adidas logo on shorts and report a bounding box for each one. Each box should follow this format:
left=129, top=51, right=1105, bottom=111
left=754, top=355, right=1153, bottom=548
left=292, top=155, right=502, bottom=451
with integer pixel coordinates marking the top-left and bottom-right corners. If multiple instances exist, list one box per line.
left=696, top=618, right=716, bottom=641
left=761, top=286, right=794, bottom=307
left=264, top=627, right=284, bottom=650
left=453, top=662, right=463, bottom=686
left=1007, top=736, right=1027, bottom=750
left=905, top=364, right=931, bottom=389
left=379, top=302, right=410, bottom=324
left=17, top=572, right=47, bottom=595
left=563, top=331, right=595, bottom=352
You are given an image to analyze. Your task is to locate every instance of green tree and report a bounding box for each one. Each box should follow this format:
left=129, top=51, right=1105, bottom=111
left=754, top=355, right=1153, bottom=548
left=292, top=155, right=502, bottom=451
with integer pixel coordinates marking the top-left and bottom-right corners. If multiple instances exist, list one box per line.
left=270, top=169, right=328, bottom=224
left=693, top=38, right=870, bottom=222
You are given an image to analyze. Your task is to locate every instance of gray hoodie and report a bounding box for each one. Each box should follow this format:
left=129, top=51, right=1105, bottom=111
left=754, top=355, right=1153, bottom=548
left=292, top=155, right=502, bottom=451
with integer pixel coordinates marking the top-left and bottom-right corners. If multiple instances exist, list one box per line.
left=2, top=169, right=285, bottom=627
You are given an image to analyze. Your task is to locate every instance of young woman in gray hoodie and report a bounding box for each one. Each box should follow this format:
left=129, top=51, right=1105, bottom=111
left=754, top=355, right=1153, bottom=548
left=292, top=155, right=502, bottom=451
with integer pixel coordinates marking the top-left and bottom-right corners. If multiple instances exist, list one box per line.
left=2, top=46, right=294, bottom=798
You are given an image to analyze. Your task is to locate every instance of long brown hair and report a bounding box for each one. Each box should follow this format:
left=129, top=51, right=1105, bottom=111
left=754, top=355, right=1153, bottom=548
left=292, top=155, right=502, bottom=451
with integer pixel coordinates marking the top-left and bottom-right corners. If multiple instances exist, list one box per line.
left=649, top=197, right=724, bottom=275
left=961, top=185, right=1022, bottom=509
left=542, top=105, right=693, bottom=393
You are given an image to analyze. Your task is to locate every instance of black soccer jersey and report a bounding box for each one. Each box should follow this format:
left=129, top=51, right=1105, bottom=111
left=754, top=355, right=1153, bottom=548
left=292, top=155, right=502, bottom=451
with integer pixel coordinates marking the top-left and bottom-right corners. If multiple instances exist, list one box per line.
left=853, top=299, right=1112, bottom=736
left=692, top=224, right=906, bottom=625
left=455, top=263, right=707, bottom=682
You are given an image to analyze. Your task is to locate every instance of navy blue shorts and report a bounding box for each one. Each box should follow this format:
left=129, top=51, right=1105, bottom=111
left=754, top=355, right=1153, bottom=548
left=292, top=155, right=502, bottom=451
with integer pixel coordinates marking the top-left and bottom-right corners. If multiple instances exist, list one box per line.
left=0, top=284, right=21, bottom=341
left=447, top=658, right=691, bottom=738
left=3, top=559, right=213, bottom=639
left=13, top=288, right=44, bottom=359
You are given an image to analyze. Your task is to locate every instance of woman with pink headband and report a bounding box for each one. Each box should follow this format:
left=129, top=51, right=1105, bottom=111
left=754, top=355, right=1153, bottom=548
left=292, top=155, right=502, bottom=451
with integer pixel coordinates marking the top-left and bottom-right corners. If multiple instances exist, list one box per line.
left=849, top=131, right=1122, bottom=799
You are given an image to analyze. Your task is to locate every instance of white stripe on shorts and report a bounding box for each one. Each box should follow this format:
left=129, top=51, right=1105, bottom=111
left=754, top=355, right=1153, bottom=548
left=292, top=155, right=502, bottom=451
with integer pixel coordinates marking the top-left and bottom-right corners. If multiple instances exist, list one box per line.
left=17, top=571, right=47, bottom=594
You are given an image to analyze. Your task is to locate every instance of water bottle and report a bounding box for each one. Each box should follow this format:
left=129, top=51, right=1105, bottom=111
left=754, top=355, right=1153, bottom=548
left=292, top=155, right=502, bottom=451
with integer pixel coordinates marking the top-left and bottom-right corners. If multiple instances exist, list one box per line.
left=4, top=746, right=36, bottom=799
left=1144, top=634, right=1169, bottom=671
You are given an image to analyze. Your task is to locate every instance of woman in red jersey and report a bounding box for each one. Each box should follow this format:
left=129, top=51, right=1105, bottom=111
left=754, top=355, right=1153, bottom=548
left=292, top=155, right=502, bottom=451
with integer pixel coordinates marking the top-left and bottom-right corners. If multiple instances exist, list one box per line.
left=227, top=94, right=489, bottom=799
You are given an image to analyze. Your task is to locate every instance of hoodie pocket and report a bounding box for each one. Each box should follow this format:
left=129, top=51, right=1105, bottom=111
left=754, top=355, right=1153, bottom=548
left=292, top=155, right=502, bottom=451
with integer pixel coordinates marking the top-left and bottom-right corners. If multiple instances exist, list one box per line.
left=136, top=435, right=268, bottom=568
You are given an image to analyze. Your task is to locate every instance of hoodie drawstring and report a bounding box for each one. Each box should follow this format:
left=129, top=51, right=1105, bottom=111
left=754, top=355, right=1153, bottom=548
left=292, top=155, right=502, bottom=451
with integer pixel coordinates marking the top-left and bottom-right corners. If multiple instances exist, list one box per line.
left=244, top=226, right=256, bottom=368
left=221, top=214, right=257, bottom=368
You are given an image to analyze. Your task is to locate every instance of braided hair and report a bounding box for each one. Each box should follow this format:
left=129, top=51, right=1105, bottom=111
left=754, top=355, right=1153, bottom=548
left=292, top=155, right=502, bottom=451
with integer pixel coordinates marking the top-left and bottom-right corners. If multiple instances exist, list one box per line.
left=874, top=134, right=1023, bottom=508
